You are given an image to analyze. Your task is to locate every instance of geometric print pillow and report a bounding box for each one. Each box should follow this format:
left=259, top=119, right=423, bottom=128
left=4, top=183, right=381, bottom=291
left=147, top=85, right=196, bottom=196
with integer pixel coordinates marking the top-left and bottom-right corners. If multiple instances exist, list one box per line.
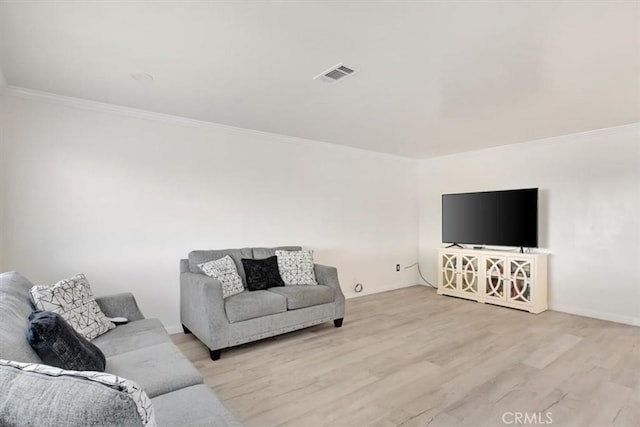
left=30, top=273, right=115, bottom=341
left=0, top=359, right=157, bottom=427
left=198, top=256, right=245, bottom=299
left=275, top=250, right=318, bottom=286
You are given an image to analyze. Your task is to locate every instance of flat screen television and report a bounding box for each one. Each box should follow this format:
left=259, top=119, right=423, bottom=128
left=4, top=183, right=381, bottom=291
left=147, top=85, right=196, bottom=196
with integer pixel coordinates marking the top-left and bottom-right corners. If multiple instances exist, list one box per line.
left=442, top=188, right=538, bottom=248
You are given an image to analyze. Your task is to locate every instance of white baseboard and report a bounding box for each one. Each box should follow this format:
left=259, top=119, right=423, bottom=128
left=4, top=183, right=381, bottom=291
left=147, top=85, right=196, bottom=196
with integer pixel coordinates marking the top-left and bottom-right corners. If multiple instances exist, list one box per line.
left=165, top=299, right=638, bottom=334
left=165, top=324, right=183, bottom=335
left=549, top=304, right=640, bottom=327
left=344, top=282, right=419, bottom=299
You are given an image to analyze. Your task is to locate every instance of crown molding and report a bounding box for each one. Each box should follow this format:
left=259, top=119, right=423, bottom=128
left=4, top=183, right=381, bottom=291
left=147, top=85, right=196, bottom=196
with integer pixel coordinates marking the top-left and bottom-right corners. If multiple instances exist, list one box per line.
left=422, top=121, right=640, bottom=162
left=2, top=85, right=417, bottom=162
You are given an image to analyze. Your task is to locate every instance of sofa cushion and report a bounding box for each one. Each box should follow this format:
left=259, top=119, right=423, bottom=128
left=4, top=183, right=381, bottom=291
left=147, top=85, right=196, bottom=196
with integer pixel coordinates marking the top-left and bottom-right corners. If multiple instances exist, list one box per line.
left=105, top=342, right=203, bottom=398
left=152, top=384, right=242, bottom=427
left=268, top=285, right=335, bottom=310
left=275, top=250, right=318, bottom=285
left=252, top=246, right=302, bottom=260
left=30, top=273, right=115, bottom=340
left=188, top=248, right=253, bottom=286
left=241, top=256, right=285, bottom=291
left=91, top=319, right=171, bottom=358
left=0, top=359, right=156, bottom=427
left=198, top=256, right=245, bottom=298
left=0, top=272, right=43, bottom=363
left=224, top=290, right=287, bottom=323
left=27, top=310, right=106, bottom=372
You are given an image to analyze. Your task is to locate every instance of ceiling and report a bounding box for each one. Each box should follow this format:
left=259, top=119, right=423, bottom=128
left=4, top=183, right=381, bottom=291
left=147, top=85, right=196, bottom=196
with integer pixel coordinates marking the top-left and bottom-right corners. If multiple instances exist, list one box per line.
left=0, top=1, right=638, bottom=159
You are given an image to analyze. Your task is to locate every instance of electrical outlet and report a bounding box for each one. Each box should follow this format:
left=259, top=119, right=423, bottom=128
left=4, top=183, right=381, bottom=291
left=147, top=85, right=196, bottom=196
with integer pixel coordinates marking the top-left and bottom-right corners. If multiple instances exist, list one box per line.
left=396, top=264, right=400, bottom=272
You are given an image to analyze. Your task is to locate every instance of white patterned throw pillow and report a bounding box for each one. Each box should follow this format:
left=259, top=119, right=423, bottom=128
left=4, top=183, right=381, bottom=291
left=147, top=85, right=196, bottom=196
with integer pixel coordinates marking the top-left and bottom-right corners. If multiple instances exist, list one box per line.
left=198, top=255, right=245, bottom=298
left=30, top=273, right=115, bottom=341
left=0, top=359, right=157, bottom=427
left=275, top=250, right=318, bottom=285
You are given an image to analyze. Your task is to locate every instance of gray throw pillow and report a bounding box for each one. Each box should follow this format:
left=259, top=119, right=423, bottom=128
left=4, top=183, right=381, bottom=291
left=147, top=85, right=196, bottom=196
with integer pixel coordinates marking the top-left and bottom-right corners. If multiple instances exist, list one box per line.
left=27, top=310, right=106, bottom=372
left=0, top=359, right=157, bottom=427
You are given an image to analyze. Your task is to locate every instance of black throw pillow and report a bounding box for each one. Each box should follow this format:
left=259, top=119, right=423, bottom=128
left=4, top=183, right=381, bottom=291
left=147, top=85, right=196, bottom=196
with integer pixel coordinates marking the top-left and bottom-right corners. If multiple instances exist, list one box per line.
left=27, top=310, right=106, bottom=372
left=241, top=256, right=285, bottom=291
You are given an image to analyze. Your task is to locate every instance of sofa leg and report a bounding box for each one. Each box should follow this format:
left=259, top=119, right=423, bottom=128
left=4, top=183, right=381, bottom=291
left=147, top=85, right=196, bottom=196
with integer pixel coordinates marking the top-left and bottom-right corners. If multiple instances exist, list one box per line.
left=182, top=324, right=192, bottom=334
left=334, top=318, right=343, bottom=328
left=210, top=349, right=222, bottom=361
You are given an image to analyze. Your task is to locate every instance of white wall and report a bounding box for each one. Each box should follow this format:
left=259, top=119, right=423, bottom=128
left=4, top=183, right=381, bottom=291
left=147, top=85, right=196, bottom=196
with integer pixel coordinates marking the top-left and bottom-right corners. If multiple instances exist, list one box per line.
left=0, top=65, right=6, bottom=91
left=0, top=92, right=419, bottom=332
left=0, top=94, right=5, bottom=270
left=419, top=124, right=640, bottom=325
left=3, top=89, right=636, bottom=331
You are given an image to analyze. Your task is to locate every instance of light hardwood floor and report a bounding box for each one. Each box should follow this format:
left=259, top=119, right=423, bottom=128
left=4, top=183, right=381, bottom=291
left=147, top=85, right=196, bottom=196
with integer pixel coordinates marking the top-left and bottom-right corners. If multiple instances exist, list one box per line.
left=172, top=286, right=640, bottom=427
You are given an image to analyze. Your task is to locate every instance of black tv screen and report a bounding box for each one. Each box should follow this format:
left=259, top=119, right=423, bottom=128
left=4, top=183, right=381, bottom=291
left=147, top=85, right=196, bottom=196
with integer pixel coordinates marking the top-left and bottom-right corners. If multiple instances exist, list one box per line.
left=442, top=188, right=538, bottom=248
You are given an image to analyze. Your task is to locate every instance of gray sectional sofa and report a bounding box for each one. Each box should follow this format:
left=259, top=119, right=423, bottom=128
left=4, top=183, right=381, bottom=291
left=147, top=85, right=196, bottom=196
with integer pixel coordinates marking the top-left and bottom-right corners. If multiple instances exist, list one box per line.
left=180, top=246, right=345, bottom=360
left=0, top=271, right=241, bottom=427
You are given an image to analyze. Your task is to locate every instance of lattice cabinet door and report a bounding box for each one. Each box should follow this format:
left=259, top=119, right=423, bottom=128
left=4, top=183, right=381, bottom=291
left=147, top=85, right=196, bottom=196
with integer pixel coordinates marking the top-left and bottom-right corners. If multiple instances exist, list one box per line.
left=440, top=253, right=458, bottom=291
left=507, top=258, right=533, bottom=305
left=438, top=248, right=548, bottom=313
left=483, top=256, right=507, bottom=301
left=460, top=255, right=480, bottom=296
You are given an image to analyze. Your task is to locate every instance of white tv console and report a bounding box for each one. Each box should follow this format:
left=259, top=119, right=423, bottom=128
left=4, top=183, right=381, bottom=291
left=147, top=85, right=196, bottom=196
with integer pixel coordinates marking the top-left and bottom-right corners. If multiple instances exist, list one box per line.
left=437, top=247, right=548, bottom=314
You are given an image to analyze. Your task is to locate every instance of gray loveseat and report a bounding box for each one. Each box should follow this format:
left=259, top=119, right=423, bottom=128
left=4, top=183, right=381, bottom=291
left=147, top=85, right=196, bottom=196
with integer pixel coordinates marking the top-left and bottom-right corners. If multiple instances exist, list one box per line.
left=0, top=271, right=241, bottom=427
left=180, top=246, right=345, bottom=360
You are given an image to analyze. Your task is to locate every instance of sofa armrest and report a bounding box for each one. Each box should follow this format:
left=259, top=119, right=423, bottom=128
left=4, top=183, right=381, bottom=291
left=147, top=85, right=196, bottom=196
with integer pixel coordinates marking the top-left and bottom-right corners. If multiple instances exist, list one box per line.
left=95, top=292, right=144, bottom=321
left=180, top=272, right=230, bottom=351
left=314, top=264, right=343, bottom=295
left=314, top=264, right=346, bottom=319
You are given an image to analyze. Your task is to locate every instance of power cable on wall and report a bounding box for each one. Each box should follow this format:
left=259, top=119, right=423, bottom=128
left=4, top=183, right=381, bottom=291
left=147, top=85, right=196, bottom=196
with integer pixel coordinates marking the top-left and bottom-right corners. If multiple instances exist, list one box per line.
left=404, top=262, right=437, bottom=289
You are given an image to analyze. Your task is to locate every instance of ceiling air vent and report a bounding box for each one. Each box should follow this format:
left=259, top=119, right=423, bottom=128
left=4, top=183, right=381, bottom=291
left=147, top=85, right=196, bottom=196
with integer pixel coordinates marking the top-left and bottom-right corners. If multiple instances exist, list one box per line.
left=314, top=63, right=355, bottom=83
